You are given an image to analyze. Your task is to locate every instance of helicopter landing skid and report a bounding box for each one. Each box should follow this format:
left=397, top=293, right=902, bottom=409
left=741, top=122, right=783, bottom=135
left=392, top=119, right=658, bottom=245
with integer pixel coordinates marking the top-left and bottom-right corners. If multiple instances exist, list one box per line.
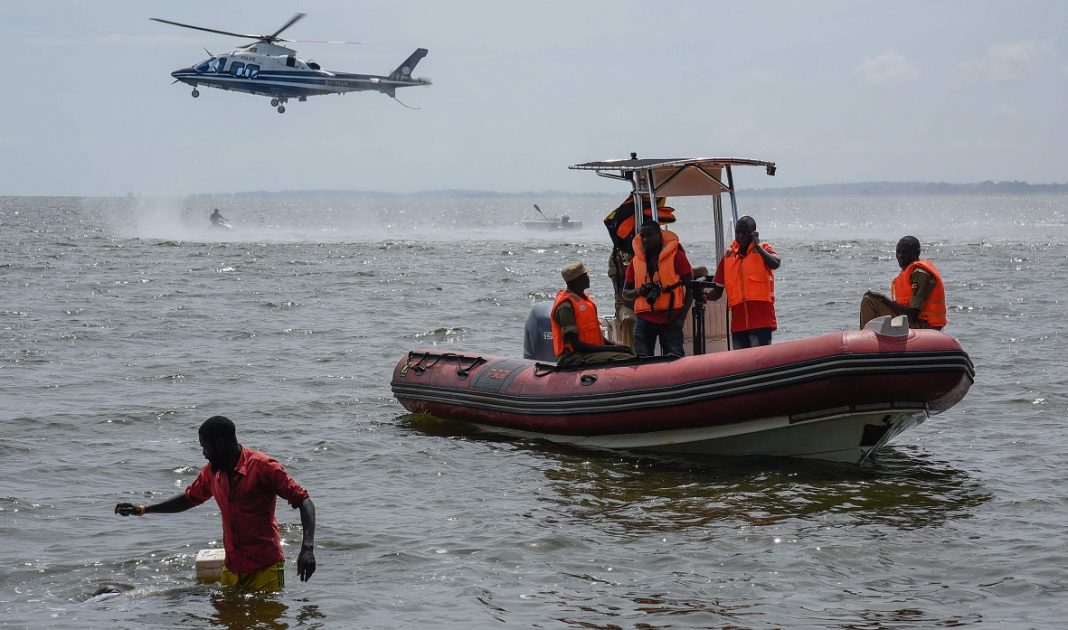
left=391, top=94, right=419, bottom=110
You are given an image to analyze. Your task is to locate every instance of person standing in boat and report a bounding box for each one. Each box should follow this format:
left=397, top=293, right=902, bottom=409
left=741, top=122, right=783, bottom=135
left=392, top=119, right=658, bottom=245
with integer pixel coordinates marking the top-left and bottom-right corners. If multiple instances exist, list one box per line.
left=605, top=198, right=677, bottom=353
left=607, top=248, right=635, bottom=351
left=859, top=235, right=946, bottom=330
left=706, top=215, right=782, bottom=349
left=114, top=415, right=317, bottom=590
left=550, top=261, right=634, bottom=367
left=622, top=221, right=694, bottom=357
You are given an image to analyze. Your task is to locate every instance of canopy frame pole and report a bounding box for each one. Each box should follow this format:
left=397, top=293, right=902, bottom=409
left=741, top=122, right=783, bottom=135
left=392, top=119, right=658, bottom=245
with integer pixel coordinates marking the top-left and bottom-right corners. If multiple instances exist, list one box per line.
left=629, top=171, right=642, bottom=231
left=712, top=191, right=731, bottom=349
left=726, top=165, right=739, bottom=227
left=645, top=170, right=659, bottom=224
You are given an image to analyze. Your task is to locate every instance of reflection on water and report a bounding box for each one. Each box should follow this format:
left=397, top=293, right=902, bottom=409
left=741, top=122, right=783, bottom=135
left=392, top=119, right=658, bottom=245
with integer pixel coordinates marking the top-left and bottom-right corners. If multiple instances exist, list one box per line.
left=543, top=448, right=990, bottom=535
left=208, top=589, right=287, bottom=629
left=206, top=589, right=324, bottom=629
left=403, top=414, right=992, bottom=534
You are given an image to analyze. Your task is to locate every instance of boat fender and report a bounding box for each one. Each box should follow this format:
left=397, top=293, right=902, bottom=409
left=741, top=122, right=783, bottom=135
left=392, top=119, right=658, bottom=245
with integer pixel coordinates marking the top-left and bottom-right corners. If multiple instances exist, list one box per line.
left=865, top=315, right=910, bottom=338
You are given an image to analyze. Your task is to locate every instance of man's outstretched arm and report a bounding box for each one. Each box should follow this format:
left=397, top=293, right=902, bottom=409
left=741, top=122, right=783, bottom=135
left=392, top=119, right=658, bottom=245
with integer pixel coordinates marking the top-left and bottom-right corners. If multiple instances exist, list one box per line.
left=297, top=497, right=317, bottom=582
left=115, top=493, right=195, bottom=517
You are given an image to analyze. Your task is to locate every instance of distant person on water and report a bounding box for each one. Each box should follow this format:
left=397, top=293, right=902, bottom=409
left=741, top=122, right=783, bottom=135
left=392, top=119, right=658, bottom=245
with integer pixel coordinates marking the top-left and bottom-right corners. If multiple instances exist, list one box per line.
left=551, top=261, right=633, bottom=367
left=114, top=415, right=316, bottom=590
left=706, top=215, right=781, bottom=349
left=622, top=221, right=694, bottom=357
left=859, top=235, right=946, bottom=330
left=210, top=208, right=227, bottom=226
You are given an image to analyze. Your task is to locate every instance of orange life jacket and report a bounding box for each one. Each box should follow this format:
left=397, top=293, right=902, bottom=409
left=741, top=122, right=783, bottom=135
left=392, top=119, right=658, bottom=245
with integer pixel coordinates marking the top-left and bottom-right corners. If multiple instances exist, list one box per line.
left=722, top=241, right=775, bottom=307
left=550, top=290, right=604, bottom=357
left=891, top=259, right=947, bottom=328
left=603, top=196, right=675, bottom=255
left=631, top=229, right=687, bottom=316
left=612, top=206, right=676, bottom=245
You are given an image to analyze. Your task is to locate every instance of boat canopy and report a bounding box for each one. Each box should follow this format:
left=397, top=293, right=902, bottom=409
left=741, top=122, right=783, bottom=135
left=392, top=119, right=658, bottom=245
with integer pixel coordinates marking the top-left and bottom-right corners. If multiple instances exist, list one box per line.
left=569, top=157, right=776, bottom=198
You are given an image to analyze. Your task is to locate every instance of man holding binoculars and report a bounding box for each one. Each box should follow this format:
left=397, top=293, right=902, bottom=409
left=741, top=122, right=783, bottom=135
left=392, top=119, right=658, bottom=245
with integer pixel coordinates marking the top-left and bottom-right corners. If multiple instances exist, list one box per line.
left=622, top=221, right=694, bottom=357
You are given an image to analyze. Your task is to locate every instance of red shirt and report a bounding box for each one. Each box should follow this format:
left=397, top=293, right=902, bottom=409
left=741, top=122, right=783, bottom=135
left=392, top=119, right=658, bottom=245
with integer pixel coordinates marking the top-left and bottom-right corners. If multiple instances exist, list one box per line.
left=713, top=243, right=778, bottom=333
left=185, top=447, right=310, bottom=574
left=624, top=246, right=693, bottom=324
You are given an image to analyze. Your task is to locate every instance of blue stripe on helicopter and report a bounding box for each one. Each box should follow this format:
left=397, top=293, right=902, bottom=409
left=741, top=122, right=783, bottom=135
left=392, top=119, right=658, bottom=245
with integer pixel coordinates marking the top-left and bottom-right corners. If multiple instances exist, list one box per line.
left=172, top=72, right=408, bottom=90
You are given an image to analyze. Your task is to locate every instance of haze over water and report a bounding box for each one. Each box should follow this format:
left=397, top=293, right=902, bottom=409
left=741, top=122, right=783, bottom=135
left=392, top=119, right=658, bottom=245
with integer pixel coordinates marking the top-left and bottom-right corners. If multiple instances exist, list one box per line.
left=2, top=192, right=1066, bottom=628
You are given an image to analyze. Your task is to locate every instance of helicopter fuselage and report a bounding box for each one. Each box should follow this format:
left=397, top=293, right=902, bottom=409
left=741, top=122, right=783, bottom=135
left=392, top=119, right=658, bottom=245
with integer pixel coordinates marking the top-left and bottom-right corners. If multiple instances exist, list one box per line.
left=152, top=14, right=429, bottom=112
left=170, top=43, right=430, bottom=111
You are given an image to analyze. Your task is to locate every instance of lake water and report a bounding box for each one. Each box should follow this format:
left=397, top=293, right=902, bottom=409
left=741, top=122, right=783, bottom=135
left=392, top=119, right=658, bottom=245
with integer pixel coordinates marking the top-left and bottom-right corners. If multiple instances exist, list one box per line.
left=2, top=192, right=1066, bottom=628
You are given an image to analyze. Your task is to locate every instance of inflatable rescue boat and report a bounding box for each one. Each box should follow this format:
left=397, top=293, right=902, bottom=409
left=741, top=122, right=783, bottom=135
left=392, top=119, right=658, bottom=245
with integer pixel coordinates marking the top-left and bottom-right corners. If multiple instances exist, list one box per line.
left=392, top=316, right=973, bottom=464
left=391, top=156, right=974, bottom=464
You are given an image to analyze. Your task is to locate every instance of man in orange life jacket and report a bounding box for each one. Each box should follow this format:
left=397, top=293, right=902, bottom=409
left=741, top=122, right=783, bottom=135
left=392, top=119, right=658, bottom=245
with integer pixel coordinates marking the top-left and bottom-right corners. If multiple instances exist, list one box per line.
left=606, top=199, right=677, bottom=352
left=622, top=221, right=694, bottom=357
left=550, top=261, right=633, bottom=367
left=706, top=216, right=782, bottom=349
left=859, top=235, right=947, bottom=330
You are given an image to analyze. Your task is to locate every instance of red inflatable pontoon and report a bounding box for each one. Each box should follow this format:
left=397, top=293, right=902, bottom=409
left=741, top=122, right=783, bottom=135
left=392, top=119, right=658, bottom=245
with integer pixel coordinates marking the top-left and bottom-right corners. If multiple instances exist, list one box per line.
left=392, top=319, right=973, bottom=464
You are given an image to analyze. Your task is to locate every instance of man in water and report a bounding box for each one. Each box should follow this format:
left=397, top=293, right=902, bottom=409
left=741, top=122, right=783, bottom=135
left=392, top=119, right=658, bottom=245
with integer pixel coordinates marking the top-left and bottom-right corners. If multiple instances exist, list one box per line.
left=859, top=235, right=946, bottom=330
left=115, top=416, right=316, bottom=590
left=209, top=208, right=227, bottom=226
left=622, top=221, right=694, bottom=357
left=551, top=261, right=633, bottom=367
left=706, top=216, right=782, bottom=348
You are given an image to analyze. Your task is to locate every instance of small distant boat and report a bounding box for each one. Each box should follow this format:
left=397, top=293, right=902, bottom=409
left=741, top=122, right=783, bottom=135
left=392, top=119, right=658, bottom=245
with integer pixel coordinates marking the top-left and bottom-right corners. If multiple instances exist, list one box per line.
left=522, top=204, right=583, bottom=231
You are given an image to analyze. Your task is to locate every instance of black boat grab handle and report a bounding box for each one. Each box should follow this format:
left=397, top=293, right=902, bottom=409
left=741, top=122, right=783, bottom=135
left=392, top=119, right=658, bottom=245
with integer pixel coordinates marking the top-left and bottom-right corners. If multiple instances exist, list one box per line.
left=403, top=351, right=485, bottom=377
left=532, top=363, right=598, bottom=385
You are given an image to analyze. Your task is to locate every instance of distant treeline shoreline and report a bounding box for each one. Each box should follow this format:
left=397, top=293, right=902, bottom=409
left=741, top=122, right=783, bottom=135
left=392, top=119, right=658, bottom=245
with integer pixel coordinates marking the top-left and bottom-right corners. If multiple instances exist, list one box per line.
left=196, top=180, right=1068, bottom=198
left=743, top=180, right=1068, bottom=197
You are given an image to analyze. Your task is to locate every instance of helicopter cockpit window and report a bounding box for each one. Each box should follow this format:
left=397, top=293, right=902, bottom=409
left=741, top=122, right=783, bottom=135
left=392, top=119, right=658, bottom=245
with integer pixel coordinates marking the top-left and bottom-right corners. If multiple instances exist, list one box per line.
left=229, top=62, right=246, bottom=77
left=194, top=58, right=220, bottom=74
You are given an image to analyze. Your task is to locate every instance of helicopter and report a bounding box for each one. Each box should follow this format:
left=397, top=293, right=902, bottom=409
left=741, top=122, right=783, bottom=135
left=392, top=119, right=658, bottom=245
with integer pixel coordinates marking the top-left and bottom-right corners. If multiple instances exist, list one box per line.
left=151, top=13, right=431, bottom=113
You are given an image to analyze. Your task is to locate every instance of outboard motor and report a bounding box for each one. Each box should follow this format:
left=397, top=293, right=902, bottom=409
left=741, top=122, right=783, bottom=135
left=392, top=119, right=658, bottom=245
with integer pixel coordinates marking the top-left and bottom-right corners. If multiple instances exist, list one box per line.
left=523, top=301, right=556, bottom=362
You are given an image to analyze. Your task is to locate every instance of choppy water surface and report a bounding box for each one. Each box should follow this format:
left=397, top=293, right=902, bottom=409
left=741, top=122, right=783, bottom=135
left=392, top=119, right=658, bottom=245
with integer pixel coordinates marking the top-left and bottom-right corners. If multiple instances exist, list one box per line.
left=1, top=193, right=1066, bottom=628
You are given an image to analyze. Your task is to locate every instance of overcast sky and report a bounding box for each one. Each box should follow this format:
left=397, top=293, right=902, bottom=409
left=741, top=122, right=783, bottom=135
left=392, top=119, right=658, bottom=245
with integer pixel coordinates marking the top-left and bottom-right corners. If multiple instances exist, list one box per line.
left=2, top=1, right=1065, bottom=196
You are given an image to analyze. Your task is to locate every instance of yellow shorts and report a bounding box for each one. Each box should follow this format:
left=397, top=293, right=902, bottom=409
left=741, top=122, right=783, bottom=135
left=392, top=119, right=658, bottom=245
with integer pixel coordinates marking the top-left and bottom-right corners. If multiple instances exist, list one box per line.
left=220, top=561, right=285, bottom=591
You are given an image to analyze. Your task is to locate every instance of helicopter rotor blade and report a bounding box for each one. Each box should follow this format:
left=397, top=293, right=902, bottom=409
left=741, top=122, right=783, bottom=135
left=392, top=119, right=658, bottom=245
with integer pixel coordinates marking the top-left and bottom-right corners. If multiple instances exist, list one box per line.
left=287, top=38, right=371, bottom=45
left=267, top=13, right=306, bottom=42
left=150, top=17, right=261, bottom=41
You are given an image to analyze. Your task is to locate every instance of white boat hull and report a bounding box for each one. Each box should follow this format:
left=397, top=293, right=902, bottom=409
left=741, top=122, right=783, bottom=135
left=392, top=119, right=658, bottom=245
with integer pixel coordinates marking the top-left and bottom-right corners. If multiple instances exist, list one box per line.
left=465, top=409, right=929, bottom=465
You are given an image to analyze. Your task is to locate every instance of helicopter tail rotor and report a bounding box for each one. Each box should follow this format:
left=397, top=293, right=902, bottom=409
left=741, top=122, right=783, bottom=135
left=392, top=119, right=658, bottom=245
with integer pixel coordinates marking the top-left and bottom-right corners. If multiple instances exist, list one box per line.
left=388, top=48, right=428, bottom=81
